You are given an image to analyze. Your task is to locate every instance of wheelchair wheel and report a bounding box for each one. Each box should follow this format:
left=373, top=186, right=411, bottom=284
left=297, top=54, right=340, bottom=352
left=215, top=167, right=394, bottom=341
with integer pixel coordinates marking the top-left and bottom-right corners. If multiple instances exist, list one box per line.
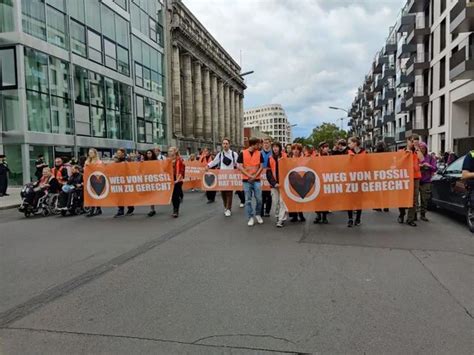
left=61, top=210, right=67, bottom=216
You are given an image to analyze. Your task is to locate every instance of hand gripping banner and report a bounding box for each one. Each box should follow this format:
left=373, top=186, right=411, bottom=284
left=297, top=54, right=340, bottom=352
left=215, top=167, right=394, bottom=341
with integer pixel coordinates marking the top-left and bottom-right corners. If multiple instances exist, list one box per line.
left=84, top=160, right=174, bottom=207
left=279, top=152, right=414, bottom=212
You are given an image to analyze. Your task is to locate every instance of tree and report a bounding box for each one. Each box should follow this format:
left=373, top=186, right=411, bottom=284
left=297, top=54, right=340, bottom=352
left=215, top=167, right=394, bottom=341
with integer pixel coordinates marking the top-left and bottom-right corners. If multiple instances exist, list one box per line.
left=308, top=123, right=347, bottom=148
left=293, top=137, right=310, bottom=145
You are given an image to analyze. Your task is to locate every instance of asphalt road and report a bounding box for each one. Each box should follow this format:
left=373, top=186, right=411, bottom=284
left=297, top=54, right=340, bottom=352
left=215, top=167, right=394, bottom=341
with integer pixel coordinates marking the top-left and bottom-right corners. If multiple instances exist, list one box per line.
left=0, top=192, right=473, bottom=354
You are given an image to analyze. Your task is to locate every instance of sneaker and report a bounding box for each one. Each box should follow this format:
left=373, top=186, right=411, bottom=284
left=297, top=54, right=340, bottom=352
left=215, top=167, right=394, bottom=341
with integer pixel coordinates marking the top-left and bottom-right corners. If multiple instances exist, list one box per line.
left=239, top=203, right=245, bottom=208
left=299, top=215, right=306, bottom=222
left=398, top=216, right=404, bottom=224
left=347, top=219, right=354, bottom=228
left=95, top=208, right=102, bottom=216
left=322, top=218, right=329, bottom=224
left=263, top=213, right=270, bottom=217
left=255, top=215, right=264, bottom=224
left=172, top=211, right=179, bottom=218
left=420, top=215, right=429, bottom=222
left=248, top=217, right=255, bottom=226
left=276, top=221, right=284, bottom=228
left=290, top=217, right=298, bottom=223
left=224, top=209, right=231, bottom=217
left=313, top=216, right=321, bottom=224
left=86, top=209, right=95, bottom=217
left=114, top=211, right=124, bottom=218
left=126, top=208, right=134, bottom=216
left=207, top=200, right=215, bottom=204
left=148, top=210, right=156, bottom=217
left=407, top=221, right=417, bottom=227
left=355, top=219, right=361, bottom=226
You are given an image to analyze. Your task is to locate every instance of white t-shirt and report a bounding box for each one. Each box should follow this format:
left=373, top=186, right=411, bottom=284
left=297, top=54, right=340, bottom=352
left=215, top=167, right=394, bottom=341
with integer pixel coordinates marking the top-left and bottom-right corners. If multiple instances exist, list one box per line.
left=207, top=150, right=238, bottom=170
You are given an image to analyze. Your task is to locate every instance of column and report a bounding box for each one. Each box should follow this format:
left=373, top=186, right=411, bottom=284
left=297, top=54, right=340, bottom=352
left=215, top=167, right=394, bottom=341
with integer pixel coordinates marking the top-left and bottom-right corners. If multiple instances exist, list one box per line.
left=218, top=80, right=225, bottom=141
left=182, top=54, right=194, bottom=138
left=224, top=85, right=230, bottom=139
left=229, top=88, right=235, bottom=144
left=235, top=92, right=240, bottom=147
left=193, top=61, right=203, bottom=139
left=202, top=67, right=212, bottom=141
left=239, top=95, right=244, bottom=146
left=210, top=74, right=218, bottom=145
left=171, top=46, right=182, bottom=137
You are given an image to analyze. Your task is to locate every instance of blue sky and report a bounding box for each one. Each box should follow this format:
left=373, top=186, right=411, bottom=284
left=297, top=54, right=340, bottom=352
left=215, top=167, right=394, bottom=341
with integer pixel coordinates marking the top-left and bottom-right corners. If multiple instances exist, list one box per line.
left=185, top=0, right=406, bottom=138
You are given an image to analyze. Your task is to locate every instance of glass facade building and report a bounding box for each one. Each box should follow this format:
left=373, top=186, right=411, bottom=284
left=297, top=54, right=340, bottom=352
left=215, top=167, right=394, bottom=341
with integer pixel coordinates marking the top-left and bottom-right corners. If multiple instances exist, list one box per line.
left=0, top=0, right=167, bottom=184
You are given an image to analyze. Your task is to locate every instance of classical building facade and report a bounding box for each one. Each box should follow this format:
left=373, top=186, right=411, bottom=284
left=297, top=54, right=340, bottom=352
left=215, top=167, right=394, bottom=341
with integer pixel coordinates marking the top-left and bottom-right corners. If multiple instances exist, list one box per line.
left=243, top=104, right=293, bottom=146
left=167, top=0, right=246, bottom=151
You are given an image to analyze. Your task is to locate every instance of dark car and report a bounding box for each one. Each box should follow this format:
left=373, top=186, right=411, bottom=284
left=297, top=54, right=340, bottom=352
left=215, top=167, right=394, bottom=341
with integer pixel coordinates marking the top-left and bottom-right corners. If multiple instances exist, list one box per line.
left=431, top=155, right=474, bottom=233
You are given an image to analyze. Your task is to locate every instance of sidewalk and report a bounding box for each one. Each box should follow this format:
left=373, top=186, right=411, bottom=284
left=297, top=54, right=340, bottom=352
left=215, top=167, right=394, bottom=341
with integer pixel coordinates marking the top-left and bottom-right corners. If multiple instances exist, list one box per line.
left=0, top=187, right=21, bottom=210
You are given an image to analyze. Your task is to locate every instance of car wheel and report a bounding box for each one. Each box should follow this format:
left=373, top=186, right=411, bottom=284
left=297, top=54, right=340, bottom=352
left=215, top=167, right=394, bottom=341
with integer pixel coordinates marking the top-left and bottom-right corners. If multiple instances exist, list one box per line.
left=467, top=206, right=474, bottom=234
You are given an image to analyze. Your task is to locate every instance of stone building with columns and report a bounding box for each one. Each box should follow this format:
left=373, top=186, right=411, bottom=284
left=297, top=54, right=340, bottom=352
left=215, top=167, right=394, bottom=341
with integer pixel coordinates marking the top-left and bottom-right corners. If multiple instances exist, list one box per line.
left=166, top=0, right=246, bottom=152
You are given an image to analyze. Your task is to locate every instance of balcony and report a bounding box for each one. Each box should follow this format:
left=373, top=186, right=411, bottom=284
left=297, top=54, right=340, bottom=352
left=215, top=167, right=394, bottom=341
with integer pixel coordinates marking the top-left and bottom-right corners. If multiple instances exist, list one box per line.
left=396, top=98, right=407, bottom=114
left=375, top=119, right=382, bottom=128
left=405, top=120, right=428, bottom=137
left=396, top=129, right=406, bottom=142
left=382, top=63, right=396, bottom=79
left=404, top=87, right=429, bottom=109
left=407, top=15, right=430, bottom=43
left=406, top=0, right=428, bottom=14
left=406, top=52, right=430, bottom=75
left=396, top=69, right=414, bottom=87
left=374, top=52, right=388, bottom=73
left=383, top=110, right=395, bottom=124
left=384, top=39, right=398, bottom=55
left=374, top=94, right=385, bottom=109
left=450, top=0, right=474, bottom=34
left=382, top=86, right=396, bottom=101
left=374, top=74, right=385, bottom=91
left=449, top=41, right=474, bottom=81
left=397, top=37, right=417, bottom=58
left=383, top=134, right=396, bottom=146
left=397, top=12, right=415, bottom=33
left=364, top=90, right=374, bottom=101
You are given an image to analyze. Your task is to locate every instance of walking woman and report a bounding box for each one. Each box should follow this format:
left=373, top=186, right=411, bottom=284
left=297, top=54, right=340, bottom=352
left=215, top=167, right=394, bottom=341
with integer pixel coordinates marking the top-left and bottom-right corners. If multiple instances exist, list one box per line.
left=419, top=142, right=437, bottom=221
left=85, top=148, right=102, bottom=217
left=289, top=143, right=306, bottom=223
left=169, top=147, right=185, bottom=218
left=347, top=137, right=366, bottom=227
left=144, top=149, right=158, bottom=217
left=314, top=142, right=330, bottom=224
left=266, top=142, right=288, bottom=227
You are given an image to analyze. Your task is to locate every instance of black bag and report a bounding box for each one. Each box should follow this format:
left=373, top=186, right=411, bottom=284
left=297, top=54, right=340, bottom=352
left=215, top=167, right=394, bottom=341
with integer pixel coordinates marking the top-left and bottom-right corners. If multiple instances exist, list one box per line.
left=220, top=151, right=235, bottom=167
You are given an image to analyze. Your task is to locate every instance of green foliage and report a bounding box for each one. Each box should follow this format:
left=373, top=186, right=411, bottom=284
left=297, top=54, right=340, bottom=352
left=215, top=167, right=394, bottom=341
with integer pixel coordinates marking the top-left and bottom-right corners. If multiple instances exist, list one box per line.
left=293, top=123, right=347, bottom=148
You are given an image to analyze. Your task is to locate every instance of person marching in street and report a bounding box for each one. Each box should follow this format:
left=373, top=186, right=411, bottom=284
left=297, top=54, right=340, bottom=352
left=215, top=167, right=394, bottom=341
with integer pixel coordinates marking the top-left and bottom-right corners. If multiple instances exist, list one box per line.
left=398, top=134, right=424, bottom=227
left=200, top=147, right=216, bottom=204
left=332, top=139, right=349, bottom=156
left=347, top=137, right=366, bottom=227
left=154, top=147, right=166, bottom=160
left=0, top=155, right=10, bottom=197
left=51, top=157, right=69, bottom=187
left=314, top=142, right=330, bottom=224
left=35, top=154, right=48, bottom=181
left=419, top=142, right=437, bottom=222
left=169, top=147, right=185, bottom=218
left=206, top=138, right=239, bottom=217
left=84, top=148, right=103, bottom=217
left=238, top=137, right=264, bottom=226
left=288, top=143, right=306, bottom=223
left=260, top=138, right=273, bottom=217
left=285, top=143, right=292, bottom=157
left=114, top=148, right=135, bottom=218
left=266, top=142, right=288, bottom=228
left=144, top=149, right=159, bottom=217
left=373, top=142, right=389, bottom=213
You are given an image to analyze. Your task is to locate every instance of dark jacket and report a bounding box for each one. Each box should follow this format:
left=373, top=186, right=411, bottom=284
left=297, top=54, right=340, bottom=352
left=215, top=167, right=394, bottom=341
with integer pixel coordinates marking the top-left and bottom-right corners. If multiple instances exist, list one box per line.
left=266, top=153, right=281, bottom=187
left=67, top=172, right=83, bottom=187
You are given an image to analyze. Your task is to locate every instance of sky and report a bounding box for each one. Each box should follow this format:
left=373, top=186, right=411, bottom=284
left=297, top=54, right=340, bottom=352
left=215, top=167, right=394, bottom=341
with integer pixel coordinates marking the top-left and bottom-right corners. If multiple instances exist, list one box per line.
left=184, top=0, right=406, bottom=138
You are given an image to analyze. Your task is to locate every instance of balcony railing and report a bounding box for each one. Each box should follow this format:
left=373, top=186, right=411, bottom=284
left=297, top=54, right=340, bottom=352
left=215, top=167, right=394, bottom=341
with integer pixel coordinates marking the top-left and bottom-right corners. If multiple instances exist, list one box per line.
left=450, top=0, right=474, bottom=34
left=450, top=41, right=474, bottom=80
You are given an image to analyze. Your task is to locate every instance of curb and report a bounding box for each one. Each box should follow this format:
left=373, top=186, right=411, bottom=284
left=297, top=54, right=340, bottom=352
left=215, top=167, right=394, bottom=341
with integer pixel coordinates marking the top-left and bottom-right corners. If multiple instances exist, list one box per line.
left=0, top=204, right=20, bottom=211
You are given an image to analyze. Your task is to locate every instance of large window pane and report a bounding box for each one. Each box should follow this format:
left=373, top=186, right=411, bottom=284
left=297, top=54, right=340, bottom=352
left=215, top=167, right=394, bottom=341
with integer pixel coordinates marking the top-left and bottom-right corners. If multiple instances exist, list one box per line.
left=145, top=121, right=153, bottom=143
left=118, top=82, right=131, bottom=113
left=27, top=91, right=50, bottom=133
left=0, top=48, right=16, bottom=88
left=149, top=18, right=157, bottom=42
left=74, top=66, right=89, bottom=104
left=130, top=2, right=140, bottom=31
left=120, top=113, right=132, bottom=140
left=115, top=15, right=129, bottom=48
left=137, top=119, right=145, bottom=142
left=0, top=0, right=15, bottom=32
left=106, top=110, right=120, bottom=139
left=151, top=70, right=159, bottom=94
left=101, top=5, right=115, bottom=41
left=46, top=0, right=64, bottom=11
left=24, top=48, right=49, bottom=94
left=69, top=0, right=85, bottom=22
left=51, top=96, right=71, bottom=134
left=135, top=63, right=143, bottom=87
left=89, top=71, right=104, bottom=107
left=104, top=39, right=117, bottom=70
left=142, top=43, right=150, bottom=67
left=132, top=35, right=142, bottom=63
left=117, top=46, right=129, bottom=76
left=22, top=0, right=46, bottom=40
left=136, top=95, right=144, bottom=118
left=46, top=5, right=68, bottom=49
left=91, top=106, right=105, bottom=137
left=71, top=20, right=86, bottom=57
left=1, top=90, right=20, bottom=131
left=49, top=56, right=69, bottom=98
left=114, top=0, right=127, bottom=11
left=105, top=77, right=117, bottom=110
left=143, top=67, right=151, bottom=91
left=74, top=103, right=90, bottom=136
left=85, top=0, right=101, bottom=31
left=87, top=29, right=102, bottom=63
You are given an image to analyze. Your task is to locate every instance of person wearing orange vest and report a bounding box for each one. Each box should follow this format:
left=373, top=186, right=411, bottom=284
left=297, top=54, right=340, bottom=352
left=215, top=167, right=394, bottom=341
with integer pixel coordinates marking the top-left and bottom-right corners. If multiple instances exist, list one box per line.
left=51, top=157, right=69, bottom=186
left=169, top=147, right=185, bottom=218
left=237, top=137, right=264, bottom=226
left=266, top=142, right=287, bottom=228
left=314, top=141, right=330, bottom=224
left=347, top=137, right=366, bottom=227
left=398, top=134, right=424, bottom=226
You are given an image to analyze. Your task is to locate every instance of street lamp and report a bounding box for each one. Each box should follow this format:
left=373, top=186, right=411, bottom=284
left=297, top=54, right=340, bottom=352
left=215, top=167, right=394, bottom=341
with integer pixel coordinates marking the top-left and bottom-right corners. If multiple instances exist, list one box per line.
left=213, top=70, right=254, bottom=150
left=329, top=106, right=349, bottom=114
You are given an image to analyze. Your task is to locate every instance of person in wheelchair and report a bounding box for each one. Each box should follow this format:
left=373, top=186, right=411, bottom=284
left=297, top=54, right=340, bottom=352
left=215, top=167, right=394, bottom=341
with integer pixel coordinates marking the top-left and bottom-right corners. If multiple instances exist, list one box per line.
left=33, top=167, right=60, bottom=206
left=58, top=165, right=83, bottom=210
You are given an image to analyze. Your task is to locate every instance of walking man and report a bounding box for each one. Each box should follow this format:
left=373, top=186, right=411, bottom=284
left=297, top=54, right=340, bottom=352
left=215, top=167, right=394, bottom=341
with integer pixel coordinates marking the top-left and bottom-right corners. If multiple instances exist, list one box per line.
left=238, top=137, right=264, bottom=226
left=206, top=138, right=239, bottom=217
left=113, top=148, right=135, bottom=218
left=260, top=137, right=273, bottom=217
left=0, top=155, right=10, bottom=197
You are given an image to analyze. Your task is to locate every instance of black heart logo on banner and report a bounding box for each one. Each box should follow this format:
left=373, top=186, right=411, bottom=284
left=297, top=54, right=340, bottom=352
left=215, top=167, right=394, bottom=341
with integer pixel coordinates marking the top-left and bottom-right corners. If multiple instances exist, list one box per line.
left=289, top=171, right=316, bottom=199
left=90, top=175, right=106, bottom=196
left=204, top=173, right=216, bottom=187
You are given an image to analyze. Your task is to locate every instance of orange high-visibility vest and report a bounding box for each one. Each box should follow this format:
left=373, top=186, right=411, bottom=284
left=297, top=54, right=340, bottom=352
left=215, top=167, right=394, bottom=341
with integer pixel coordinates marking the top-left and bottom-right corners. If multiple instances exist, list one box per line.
left=242, top=149, right=261, bottom=180
left=269, top=155, right=278, bottom=180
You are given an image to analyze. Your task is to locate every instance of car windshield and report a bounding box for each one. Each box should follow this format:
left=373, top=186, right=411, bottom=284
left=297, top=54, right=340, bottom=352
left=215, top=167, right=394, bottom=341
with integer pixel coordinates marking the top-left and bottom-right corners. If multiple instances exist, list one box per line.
left=445, top=155, right=466, bottom=174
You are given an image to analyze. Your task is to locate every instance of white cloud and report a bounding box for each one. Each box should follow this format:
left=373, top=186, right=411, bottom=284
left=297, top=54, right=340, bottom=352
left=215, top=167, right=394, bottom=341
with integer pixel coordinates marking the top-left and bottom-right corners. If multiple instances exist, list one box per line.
left=184, top=0, right=405, bottom=137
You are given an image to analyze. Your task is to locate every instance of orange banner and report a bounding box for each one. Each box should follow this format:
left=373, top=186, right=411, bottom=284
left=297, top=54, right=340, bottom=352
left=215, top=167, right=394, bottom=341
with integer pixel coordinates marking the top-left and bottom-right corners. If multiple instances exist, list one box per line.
left=185, top=161, right=206, bottom=179
left=279, top=152, right=414, bottom=212
left=84, top=160, right=174, bottom=207
left=201, top=169, right=271, bottom=191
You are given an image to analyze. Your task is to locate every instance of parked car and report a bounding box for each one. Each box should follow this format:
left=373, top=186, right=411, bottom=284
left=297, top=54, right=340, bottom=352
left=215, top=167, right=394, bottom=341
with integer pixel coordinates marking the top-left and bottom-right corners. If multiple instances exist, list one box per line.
left=431, top=155, right=474, bottom=233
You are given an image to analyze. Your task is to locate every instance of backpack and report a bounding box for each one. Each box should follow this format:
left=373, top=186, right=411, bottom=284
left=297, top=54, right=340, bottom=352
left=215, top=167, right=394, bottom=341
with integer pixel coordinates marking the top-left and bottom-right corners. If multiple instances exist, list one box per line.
left=219, top=150, right=237, bottom=168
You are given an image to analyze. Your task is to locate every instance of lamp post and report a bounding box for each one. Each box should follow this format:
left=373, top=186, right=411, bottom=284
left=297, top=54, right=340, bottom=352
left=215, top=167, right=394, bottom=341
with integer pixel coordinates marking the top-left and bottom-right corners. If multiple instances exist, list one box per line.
left=213, top=70, right=254, bottom=150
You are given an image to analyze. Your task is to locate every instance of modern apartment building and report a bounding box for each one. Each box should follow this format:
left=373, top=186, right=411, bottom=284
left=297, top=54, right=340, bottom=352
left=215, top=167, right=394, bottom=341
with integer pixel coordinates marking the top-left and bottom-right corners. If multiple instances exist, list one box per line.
left=349, top=0, right=473, bottom=155
left=243, top=104, right=293, bottom=146
left=0, top=0, right=167, bottom=184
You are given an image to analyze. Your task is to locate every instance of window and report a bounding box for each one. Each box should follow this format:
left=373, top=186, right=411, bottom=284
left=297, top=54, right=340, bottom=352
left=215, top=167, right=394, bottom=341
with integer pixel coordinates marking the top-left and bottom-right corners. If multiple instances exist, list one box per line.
left=439, top=95, right=445, bottom=126
left=27, top=91, right=50, bottom=133
left=71, top=20, right=86, bottom=57
left=0, top=47, right=17, bottom=89
left=87, top=29, right=102, bottom=63
left=89, top=71, right=104, bottom=108
left=86, top=0, right=101, bottom=31
left=104, top=38, right=117, bottom=69
left=49, top=56, right=69, bottom=98
left=106, top=110, right=120, bottom=139
left=440, top=20, right=446, bottom=52
left=51, top=96, right=71, bottom=134
left=115, top=14, right=129, bottom=48
left=446, top=157, right=465, bottom=174
left=25, top=48, right=49, bottom=94
left=135, top=63, right=143, bottom=87
left=439, top=57, right=446, bottom=89
left=91, top=106, right=105, bottom=137
left=0, top=0, right=15, bottom=32
left=150, top=18, right=157, bottom=42
left=117, top=46, right=129, bottom=76
left=69, top=0, right=85, bottom=22
left=114, top=0, right=127, bottom=10
left=74, top=66, right=89, bottom=104
left=22, top=0, right=46, bottom=40
left=46, top=5, right=68, bottom=49
left=440, top=0, right=446, bottom=15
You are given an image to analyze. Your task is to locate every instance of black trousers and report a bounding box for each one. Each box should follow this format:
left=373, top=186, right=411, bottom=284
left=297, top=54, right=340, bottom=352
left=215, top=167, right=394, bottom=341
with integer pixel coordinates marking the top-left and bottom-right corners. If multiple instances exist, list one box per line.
left=206, top=191, right=216, bottom=202
left=0, top=174, right=8, bottom=195
left=261, top=190, right=272, bottom=215
left=172, top=182, right=183, bottom=213
left=348, top=210, right=361, bottom=221
left=236, top=190, right=245, bottom=204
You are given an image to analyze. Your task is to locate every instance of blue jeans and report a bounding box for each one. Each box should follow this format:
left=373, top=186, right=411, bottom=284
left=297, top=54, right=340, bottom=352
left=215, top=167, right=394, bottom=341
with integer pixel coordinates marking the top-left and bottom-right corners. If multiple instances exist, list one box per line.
left=243, top=180, right=262, bottom=219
